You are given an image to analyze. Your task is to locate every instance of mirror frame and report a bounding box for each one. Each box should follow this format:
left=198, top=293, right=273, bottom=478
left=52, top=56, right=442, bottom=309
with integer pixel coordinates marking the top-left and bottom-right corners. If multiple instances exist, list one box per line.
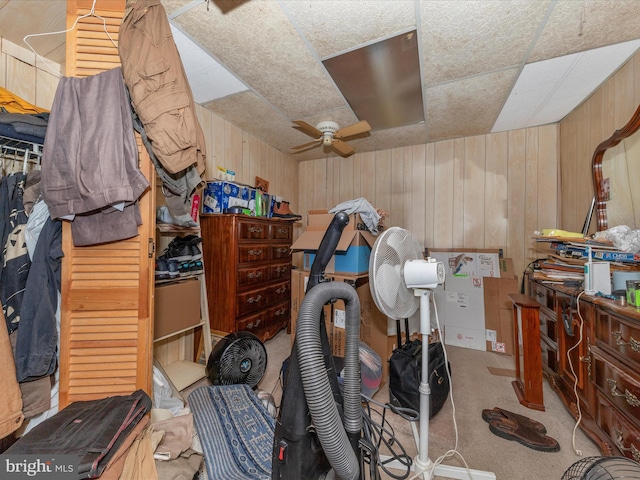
left=592, top=103, right=640, bottom=231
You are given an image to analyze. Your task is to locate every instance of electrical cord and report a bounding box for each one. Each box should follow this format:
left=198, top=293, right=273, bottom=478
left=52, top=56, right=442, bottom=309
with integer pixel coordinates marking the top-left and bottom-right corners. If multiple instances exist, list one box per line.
left=566, top=290, right=586, bottom=457
left=360, top=393, right=416, bottom=479
left=404, top=295, right=475, bottom=480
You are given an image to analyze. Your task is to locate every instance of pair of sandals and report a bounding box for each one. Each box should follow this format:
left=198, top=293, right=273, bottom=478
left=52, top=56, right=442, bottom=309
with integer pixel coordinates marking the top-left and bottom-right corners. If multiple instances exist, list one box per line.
left=482, top=407, right=560, bottom=452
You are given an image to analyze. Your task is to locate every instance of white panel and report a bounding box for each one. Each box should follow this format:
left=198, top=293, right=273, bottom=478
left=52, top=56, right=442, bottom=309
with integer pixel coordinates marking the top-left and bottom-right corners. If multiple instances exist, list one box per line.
left=493, top=40, right=640, bottom=132
left=170, top=24, right=248, bottom=104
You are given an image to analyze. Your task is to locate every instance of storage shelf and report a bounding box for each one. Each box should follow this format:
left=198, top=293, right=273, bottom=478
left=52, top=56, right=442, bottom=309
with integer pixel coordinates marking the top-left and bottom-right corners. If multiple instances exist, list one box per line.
left=153, top=320, right=207, bottom=343
left=162, top=360, right=206, bottom=391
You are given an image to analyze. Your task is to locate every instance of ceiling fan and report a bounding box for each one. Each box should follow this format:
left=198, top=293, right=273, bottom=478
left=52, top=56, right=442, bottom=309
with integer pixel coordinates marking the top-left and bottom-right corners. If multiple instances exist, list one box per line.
left=291, top=119, right=371, bottom=157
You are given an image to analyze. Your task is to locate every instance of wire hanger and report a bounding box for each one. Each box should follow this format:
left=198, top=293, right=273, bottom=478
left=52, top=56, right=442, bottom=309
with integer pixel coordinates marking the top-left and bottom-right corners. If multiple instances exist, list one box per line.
left=23, top=0, right=117, bottom=78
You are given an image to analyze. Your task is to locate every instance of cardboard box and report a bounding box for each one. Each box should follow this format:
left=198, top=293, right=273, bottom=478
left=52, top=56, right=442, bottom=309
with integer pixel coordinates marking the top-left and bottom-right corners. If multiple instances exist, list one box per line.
left=202, top=181, right=255, bottom=214
left=290, top=269, right=390, bottom=382
left=430, top=249, right=516, bottom=353
left=290, top=210, right=379, bottom=275
left=483, top=258, right=518, bottom=355
left=154, top=278, right=201, bottom=339
left=429, top=248, right=502, bottom=279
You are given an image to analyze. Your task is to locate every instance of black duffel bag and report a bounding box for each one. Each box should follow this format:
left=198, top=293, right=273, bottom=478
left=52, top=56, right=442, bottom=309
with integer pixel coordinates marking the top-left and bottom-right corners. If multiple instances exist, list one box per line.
left=389, top=339, right=451, bottom=418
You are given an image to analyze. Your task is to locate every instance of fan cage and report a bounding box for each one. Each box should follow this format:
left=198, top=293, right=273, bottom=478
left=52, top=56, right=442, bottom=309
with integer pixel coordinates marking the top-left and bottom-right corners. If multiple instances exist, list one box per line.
left=207, top=332, right=267, bottom=388
left=369, top=227, right=423, bottom=320
left=561, top=456, right=640, bottom=480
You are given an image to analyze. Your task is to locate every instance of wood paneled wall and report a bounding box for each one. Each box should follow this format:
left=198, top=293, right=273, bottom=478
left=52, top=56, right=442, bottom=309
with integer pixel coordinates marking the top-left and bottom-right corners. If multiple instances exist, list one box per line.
left=0, top=36, right=60, bottom=110
left=559, top=51, right=640, bottom=236
left=194, top=103, right=299, bottom=216
left=297, top=125, right=559, bottom=283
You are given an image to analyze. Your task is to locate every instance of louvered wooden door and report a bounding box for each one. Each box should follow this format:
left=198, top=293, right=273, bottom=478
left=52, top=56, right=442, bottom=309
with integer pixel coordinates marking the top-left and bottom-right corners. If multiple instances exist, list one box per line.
left=58, top=0, right=154, bottom=407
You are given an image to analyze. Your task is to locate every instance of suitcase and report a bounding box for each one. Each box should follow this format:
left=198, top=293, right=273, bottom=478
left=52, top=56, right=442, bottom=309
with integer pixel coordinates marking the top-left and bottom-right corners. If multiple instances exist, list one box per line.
left=388, top=319, right=451, bottom=418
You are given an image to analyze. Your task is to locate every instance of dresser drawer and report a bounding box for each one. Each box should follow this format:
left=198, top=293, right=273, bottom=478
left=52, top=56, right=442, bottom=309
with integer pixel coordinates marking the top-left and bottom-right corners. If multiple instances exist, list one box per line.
left=531, top=282, right=555, bottom=310
left=237, top=286, right=268, bottom=316
left=597, top=392, right=638, bottom=460
left=596, top=308, right=640, bottom=370
left=266, top=281, right=290, bottom=305
left=238, top=310, right=269, bottom=333
left=593, top=349, right=640, bottom=425
left=269, top=263, right=290, bottom=282
left=272, top=244, right=291, bottom=261
left=271, top=223, right=292, bottom=240
left=237, top=265, right=268, bottom=287
left=238, top=245, right=269, bottom=263
left=238, top=220, right=269, bottom=240
left=541, top=335, right=558, bottom=375
left=540, top=308, right=558, bottom=343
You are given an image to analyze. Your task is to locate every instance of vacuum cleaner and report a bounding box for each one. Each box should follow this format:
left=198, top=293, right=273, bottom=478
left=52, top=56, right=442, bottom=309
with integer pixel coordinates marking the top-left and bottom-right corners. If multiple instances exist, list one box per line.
left=271, top=211, right=364, bottom=480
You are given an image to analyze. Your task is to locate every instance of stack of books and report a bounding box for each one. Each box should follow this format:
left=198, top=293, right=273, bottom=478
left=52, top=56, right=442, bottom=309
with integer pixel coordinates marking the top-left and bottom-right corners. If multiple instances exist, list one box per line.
left=532, top=236, right=640, bottom=284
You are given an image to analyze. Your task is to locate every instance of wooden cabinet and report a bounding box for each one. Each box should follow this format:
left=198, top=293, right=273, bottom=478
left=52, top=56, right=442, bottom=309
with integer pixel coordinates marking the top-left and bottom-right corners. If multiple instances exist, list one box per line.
left=200, top=214, right=292, bottom=342
left=529, top=277, right=640, bottom=458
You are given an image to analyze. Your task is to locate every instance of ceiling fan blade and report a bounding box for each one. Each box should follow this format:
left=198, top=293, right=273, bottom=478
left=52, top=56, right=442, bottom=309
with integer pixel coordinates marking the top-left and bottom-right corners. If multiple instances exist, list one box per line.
left=332, top=138, right=355, bottom=157
left=292, top=120, right=322, bottom=138
left=292, top=139, right=322, bottom=150
left=335, top=120, right=371, bottom=139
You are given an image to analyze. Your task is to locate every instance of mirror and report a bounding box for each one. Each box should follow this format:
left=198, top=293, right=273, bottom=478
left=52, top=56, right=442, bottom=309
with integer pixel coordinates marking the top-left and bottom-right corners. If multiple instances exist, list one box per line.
left=592, top=103, right=640, bottom=231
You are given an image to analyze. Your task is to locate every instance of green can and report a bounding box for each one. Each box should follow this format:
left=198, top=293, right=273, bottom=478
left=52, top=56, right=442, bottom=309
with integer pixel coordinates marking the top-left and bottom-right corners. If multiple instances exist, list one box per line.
left=626, top=280, right=640, bottom=308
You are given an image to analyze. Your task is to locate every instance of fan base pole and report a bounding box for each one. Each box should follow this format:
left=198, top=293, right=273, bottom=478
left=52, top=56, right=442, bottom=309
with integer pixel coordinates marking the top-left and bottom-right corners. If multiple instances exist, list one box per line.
left=375, top=290, right=496, bottom=480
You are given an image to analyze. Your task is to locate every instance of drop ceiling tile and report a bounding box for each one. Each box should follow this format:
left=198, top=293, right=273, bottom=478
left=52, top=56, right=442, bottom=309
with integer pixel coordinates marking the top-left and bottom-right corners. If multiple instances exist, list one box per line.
left=354, top=123, right=428, bottom=152
left=420, top=0, right=551, bottom=87
left=494, top=40, right=640, bottom=132
left=170, top=0, right=346, bottom=119
left=281, top=0, right=416, bottom=59
left=426, top=69, right=517, bottom=142
left=202, top=90, right=297, bottom=152
left=529, top=0, right=640, bottom=63
left=170, top=24, right=248, bottom=104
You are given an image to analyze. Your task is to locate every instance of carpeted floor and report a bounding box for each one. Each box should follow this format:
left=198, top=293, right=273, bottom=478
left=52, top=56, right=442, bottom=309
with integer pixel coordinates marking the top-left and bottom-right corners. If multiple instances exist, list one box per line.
left=257, top=329, right=600, bottom=480
left=185, top=328, right=601, bottom=479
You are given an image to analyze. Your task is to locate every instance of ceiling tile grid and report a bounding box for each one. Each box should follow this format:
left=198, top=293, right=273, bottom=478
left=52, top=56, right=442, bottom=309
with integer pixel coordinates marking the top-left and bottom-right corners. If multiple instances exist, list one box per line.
left=3, top=0, right=640, bottom=161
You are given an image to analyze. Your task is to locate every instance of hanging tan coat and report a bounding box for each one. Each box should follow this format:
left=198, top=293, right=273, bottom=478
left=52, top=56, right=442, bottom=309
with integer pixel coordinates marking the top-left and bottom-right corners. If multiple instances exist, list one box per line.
left=0, top=306, right=24, bottom=439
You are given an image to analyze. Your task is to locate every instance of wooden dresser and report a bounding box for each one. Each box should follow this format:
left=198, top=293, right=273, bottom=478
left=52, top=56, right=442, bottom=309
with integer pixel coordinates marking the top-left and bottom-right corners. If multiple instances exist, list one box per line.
left=200, top=214, right=292, bottom=342
left=529, top=277, right=640, bottom=460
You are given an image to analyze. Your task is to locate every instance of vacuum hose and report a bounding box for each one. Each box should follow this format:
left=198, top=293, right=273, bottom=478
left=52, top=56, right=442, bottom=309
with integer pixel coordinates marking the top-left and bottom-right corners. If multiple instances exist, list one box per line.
left=296, top=281, right=362, bottom=480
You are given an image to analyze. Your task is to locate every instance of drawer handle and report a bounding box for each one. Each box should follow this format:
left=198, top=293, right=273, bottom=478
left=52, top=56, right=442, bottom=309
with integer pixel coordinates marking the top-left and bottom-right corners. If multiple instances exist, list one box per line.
left=247, top=295, right=262, bottom=304
left=607, top=379, right=640, bottom=407
left=247, top=271, right=262, bottom=279
left=275, top=308, right=286, bottom=316
left=275, top=287, right=287, bottom=294
left=277, top=228, right=288, bottom=235
left=247, top=322, right=254, bottom=329
left=255, top=318, right=262, bottom=327
left=249, top=226, right=263, bottom=234
left=276, top=248, right=288, bottom=254
left=614, top=427, right=640, bottom=462
left=248, top=249, right=263, bottom=256
left=613, top=331, right=640, bottom=352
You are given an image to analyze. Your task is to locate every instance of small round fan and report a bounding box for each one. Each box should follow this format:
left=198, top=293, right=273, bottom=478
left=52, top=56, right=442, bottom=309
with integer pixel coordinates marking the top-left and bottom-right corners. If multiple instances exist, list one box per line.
left=206, top=331, right=267, bottom=388
left=562, top=456, right=640, bottom=479
left=369, top=226, right=424, bottom=320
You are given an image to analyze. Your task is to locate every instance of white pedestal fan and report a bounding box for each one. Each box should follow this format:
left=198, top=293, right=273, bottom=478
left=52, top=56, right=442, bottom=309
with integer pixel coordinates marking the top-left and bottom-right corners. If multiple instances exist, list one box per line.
left=369, top=227, right=496, bottom=480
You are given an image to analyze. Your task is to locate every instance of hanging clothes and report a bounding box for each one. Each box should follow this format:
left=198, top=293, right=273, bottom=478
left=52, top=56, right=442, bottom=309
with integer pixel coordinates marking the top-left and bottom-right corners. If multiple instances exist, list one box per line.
left=14, top=215, right=62, bottom=383
left=118, top=0, right=206, bottom=222
left=0, top=172, right=30, bottom=334
left=41, top=67, right=150, bottom=246
left=0, top=305, right=24, bottom=439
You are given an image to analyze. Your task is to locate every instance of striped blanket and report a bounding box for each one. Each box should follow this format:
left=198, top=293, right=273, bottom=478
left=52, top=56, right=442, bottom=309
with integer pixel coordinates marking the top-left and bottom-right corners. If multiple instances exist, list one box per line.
left=189, top=384, right=275, bottom=480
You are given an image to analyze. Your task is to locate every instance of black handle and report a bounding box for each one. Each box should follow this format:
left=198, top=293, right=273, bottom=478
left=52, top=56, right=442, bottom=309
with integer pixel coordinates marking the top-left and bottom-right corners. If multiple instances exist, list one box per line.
left=306, top=211, right=350, bottom=292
